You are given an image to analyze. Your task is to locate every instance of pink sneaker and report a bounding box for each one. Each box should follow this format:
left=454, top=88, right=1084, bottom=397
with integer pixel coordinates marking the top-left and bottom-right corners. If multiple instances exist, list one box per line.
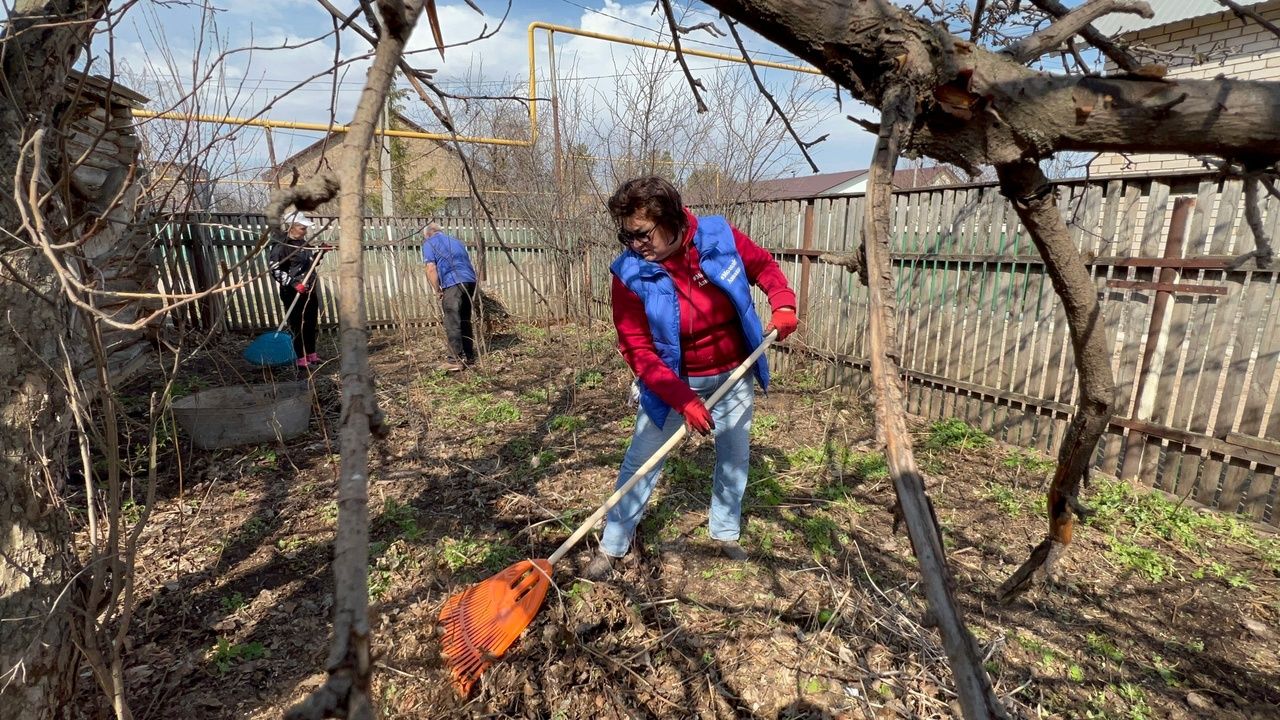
left=306, top=353, right=321, bottom=363
left=296, top=357, right=310, bottom=368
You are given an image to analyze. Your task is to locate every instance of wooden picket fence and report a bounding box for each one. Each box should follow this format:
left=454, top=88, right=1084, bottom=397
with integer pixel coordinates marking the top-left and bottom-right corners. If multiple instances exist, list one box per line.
left=725, top=171, right=1280, bottom=527
left=154, top=214, right=589, bottom=332
left=157, top=170, right=1280, bottom=526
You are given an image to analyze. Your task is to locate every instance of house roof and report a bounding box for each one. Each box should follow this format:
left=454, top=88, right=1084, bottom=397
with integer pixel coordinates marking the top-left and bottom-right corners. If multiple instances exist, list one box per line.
left=269, top=111, right=442, bottom=174
left=739, top=166, right=960, bottom=201
left=1090, top=0, right=1265, bottom=36
left=66, top=70, right=150, bottom=107
left=745, top=170, right=867, bottom=200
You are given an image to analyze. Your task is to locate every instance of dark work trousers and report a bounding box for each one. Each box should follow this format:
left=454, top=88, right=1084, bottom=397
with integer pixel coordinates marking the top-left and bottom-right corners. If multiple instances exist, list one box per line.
left=441, top=282, right=477, bottom=363
left=279, top=285, right=320, bottom=358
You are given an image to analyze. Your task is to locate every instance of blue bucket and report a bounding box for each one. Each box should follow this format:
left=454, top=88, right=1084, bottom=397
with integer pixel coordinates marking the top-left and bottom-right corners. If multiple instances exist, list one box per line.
left=244, top=331, right=297, bottom=366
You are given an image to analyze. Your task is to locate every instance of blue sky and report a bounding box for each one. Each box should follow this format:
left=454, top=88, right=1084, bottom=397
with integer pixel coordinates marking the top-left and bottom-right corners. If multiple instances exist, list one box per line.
left=98, top=0, right=879, bottom=181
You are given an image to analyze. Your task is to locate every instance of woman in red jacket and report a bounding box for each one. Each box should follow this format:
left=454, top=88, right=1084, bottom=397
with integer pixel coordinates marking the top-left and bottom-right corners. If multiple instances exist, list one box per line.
left=585, top=176, right=798, bottom=580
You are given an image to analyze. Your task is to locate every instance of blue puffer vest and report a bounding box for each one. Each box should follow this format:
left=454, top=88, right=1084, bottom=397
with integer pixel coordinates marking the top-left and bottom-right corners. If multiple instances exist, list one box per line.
left=611, top=215, right=768, bottom=428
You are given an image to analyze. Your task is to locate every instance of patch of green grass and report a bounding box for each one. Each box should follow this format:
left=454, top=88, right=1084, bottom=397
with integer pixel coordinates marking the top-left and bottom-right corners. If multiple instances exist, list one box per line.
left=1106, top=537, right=1175, bottom=583
left=783, top=368, right=821, bottom=392
left=804, top=677, right=824, bottom=694
left=1116, top=682, right=1152, bottom=720
left=516, top=323, right=549, bottom=340
left=846, top=451, right=889, bottom=481
left=220, top=592, right=247, bottom=614
left=532, top=449, right=556, bottom=470
left=584, top=336, right=613, bottom=354
left=564, top=581, right=590, bottom=606
left=750, top=413, right=779, bottom=439
left=576, top=369, right=604, bottom=387
left=1150, top=654, right=1180, bottom=687
left=1015, top=632, right=1059, bottom=669
left=798, top=514, right=840, bottom=561
left=786, top=446, right=828, bottom=470
left=237, top=515, right=268, bottom=541
left=520, top=387, right=549, bottom=405
left=1066, top=663, right=1085, bottom=683
left=666, top=457, right=711, bottom=493
left=1002, top=449, right=1056, bottom=474
left=460, top=395, right=521, bottom=425
left=275, top=536, right=308, bottom=553
left=210, top=637, right=266, bottom=673
left=320, top=501, right=339, bottom=524
left=923, top=418, right=991, bottom=451
left=1085, top=632, right=1124, bottom=663
left=748, top=475, right=787, bottom=507
left=379, top=498, right=422, bottom=541
left=987, top=484, right=1025, bottom=517
left=439, top=534, right=519, bottom=573
left=369, top=540, right=419, bottom=599
left=549, top=415, right=586, bottom=432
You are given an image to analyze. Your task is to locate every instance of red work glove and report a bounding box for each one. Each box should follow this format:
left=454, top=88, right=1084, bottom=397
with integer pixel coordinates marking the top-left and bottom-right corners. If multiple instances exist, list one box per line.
left=766, top=306, right=798, bottom=341
left=680, top=398, right=714, bottom=435
left=293, top=282, right=308, bottom=293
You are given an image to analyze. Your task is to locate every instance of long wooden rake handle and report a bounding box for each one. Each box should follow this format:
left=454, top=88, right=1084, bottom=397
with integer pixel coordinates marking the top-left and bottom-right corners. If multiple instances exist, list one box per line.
left=546, top=329, right=778, bottom=566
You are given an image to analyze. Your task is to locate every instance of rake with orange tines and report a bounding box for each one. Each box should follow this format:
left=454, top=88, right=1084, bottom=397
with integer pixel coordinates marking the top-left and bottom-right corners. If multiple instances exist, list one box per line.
left=437, top=331, right=777, bottom=696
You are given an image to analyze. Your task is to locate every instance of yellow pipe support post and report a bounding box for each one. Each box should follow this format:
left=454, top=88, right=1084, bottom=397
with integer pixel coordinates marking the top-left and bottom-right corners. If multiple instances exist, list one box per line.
left=526, top=21, right=821, bottom=147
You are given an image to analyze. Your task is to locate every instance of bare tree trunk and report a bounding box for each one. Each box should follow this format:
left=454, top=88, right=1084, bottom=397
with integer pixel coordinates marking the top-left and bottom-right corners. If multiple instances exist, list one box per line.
left=283, top=1, right=424, bottom=717
left=862, top=85, right=1007, bottom=720
left=1, top=0, right=110, bottom=716
left=994, top=161, right=1115, bottom=600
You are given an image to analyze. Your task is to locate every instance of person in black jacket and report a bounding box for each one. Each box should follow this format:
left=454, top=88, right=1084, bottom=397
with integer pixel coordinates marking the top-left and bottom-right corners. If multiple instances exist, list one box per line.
left=269, top=211, right=325, bottom=368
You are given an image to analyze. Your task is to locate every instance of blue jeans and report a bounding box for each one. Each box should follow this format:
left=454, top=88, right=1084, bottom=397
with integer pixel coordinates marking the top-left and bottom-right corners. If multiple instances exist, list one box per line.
left=600, top=370, right=754, bottom=557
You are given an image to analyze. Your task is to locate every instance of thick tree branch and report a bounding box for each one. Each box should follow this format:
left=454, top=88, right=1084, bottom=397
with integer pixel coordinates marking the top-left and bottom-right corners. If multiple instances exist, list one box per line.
left=1029, top=0, right=1143, bottom=73
left=658, top=0, right=708, bottom=113
left=703, top=0, right=1280, bottom=171
left=725, top=16, right=821, bottom=172
left=1233, top=177, right=1275, bottom=270
left=862, top=83, right=1008, bottom=720
left=1004, top=0, right=1152, bottom=64
left=993, top=160, right=1115, bottom=602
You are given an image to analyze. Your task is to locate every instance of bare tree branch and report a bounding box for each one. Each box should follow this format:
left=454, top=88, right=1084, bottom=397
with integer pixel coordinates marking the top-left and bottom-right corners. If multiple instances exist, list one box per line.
left=678, top=20, right=726, bottom=37
left=970, top=0, right=987, bottom=42
left=1004, top=0, right=1153, bottom=64
left=994, top=160, right=1116, bottom=602
left=724, top=16, right=821, bottom=172
left=1217, top=0, right=1280, bottom=41
left=658, top=0, right=708, bottom=113
left=847, top=115, right=881, bottom=135
left=1027, top=0, right=1143, bottom=72
left=1232, top=176, right=1276, bottom=269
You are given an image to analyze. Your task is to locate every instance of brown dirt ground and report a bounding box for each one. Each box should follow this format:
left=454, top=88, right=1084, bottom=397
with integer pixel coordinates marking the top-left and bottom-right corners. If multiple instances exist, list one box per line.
left=83, top=321, right=1280, bottom=719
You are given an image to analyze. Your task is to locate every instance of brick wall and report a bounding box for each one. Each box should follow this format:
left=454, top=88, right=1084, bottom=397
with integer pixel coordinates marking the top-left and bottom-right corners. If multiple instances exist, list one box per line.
left=1089, top=2, right=1280, bottom=176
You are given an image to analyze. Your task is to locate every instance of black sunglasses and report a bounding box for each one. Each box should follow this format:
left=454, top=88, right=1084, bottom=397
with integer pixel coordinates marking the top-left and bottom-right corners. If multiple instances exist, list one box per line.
left=617, top=224, right=658, bottom=246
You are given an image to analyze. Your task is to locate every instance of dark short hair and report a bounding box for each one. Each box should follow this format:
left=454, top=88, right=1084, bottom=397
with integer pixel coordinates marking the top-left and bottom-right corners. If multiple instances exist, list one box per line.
left=607, top=176, right=685, bottom=236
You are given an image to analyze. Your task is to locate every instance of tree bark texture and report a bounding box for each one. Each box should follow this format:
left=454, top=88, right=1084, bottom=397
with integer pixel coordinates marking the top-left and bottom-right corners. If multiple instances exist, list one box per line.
left=994, top=161, right=1115, bottom=600
left=702, top=0, right=1280, bottom=169
left=862, top=85, right=1008, bottom=720
left=1, top=1, right=109, bottom=717
left=284, top=1, right=423, bottom=718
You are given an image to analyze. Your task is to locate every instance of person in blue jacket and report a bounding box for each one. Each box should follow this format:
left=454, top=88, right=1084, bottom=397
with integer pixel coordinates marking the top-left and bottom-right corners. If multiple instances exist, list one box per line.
left=585, top=176, right=798, bottom=580
left=421, top=222, right=479, bottom=371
